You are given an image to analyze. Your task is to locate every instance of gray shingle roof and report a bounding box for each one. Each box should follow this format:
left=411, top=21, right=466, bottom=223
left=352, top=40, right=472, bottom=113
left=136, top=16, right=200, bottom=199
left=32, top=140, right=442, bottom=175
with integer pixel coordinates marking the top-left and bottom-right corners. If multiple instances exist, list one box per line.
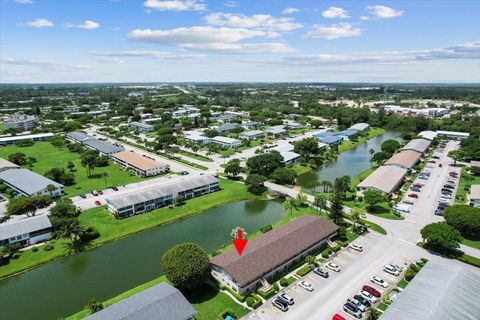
left=0, top=215, right=52, bottom=241
left=66, top=131, right=93, bottom=142
left=381, top=262, right=480, bottom=320
left=84, top=139, right=125, bottom=155
left=211, top=215, right=339, bottom=287
left=84, top=282, right=196, bottom=320
left=0, top=169, right=63, bottom=196
left=401, top=139, right=431, bottom=154
left=129, top=122, right=154, bottom=130
left=217, top=123, right=239, bottom=132
left=106, top=175, right=218, bottom=209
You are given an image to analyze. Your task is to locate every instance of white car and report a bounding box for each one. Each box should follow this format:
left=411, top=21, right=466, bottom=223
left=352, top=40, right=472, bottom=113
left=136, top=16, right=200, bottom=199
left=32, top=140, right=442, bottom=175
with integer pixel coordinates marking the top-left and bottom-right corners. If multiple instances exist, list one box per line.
left=298, top=280, right=314, bottom=292
left=370, top=276, right=388, bottom=288
left=359, top=290, right=377, bottom=304
left=349, top=243, right=363, bottom=252
left=347, top=298, right=367, bottom=312
left=326, top=262, right=341, bottom=272
left=384, top=264, right=400, bottom=276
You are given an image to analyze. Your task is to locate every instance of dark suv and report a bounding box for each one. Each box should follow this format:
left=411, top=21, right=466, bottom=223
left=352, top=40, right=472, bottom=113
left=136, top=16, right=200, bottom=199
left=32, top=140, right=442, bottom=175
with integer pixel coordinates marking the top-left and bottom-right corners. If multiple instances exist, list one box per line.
left=313, top=267, right=329, bottom=278
left=343, top=302, right=362, bottom=319
left=272, top=298, right=289, bottom=312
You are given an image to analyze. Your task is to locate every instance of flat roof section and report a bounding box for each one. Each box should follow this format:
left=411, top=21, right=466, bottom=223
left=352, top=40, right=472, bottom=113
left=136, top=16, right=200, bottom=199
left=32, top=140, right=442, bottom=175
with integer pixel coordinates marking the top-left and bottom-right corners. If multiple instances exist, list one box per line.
left=112, top=151, right=165, bottom=171
left=385, top=150, right=422, bottom=169
left=357, top=165, right=408, bottom=195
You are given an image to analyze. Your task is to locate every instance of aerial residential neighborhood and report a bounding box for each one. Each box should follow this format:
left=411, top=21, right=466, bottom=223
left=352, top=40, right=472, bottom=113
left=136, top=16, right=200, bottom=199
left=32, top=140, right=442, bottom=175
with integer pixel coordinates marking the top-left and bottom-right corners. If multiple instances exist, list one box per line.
left=1, top=1, right=479, bottom=320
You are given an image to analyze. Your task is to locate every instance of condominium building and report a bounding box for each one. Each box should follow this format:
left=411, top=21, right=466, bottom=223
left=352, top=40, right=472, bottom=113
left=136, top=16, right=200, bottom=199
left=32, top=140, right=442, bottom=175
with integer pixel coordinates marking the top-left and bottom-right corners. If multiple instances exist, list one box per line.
left=211, top=136, right=242, bottom=148
left=112, top=151, right=167, bottom=177
left=0, top=215, right=53, bottom=247
left=3, top=112, right=38, bottom=131
left=0, top=168, right=64, bottom=197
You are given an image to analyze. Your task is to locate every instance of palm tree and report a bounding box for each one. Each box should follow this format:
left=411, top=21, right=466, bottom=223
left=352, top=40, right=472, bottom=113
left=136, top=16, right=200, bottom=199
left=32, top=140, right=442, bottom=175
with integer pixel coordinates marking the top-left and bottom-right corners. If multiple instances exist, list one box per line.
left=369, top=148, right=375, bottom=166
left=283, top=197, right=299, bottom=218
left=46, top=184, right=56, bottom=195
left=366, top=307, right=381, bottom=320
left=351, top=209, right=361, bottom=229
left=58, top=218, right=85, bottom=253
left=324, top=181, right=333, bottom=193
left=296, top=193, right=307, bottom=206
left=101, top=172, right=109, bottom=188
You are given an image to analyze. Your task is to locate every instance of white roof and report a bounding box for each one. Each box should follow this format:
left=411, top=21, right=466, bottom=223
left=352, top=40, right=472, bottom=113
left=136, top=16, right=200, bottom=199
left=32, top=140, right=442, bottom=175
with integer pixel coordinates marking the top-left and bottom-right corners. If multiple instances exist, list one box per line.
left=240, top=130, right=264, bottom=137
left=0, top=215, right=52, bottom=241
left=212, top=136, right=241, bottom=144
left=280, top=151, right=300, bottom=163
left=436, top=130, right=470, bottom=137
left=418, top=131, right=438, bottom=140
left=266, top=143, right=294, bottom=153
left=0, top=133, right=54, bottom=143
left=0, top=168, right=63, bottom=195
left=349, top=123, right=369, bottom=131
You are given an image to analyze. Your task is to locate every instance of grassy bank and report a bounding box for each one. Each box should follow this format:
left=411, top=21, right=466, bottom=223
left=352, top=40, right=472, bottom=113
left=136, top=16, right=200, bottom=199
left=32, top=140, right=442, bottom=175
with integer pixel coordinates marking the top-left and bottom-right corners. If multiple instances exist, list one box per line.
left=177, top=150, right=213, bottom=162
left=338, top=127, right=385, bottom=153
left=0, top=179, right=256, bottom=279
left=0, top=142, right=143, bottom=197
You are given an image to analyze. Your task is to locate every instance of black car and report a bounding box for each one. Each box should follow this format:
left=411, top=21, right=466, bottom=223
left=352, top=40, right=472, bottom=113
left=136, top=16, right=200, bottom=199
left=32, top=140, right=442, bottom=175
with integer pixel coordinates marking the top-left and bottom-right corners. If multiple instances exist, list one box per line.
left=354, top=295, right=371, bottom=308
left=443, top=185, right=455, bottom=189
left=181, top=171, right=189, bottom=175
left=343, top=302, right=362, bottom=319
left=79, top=194, right=86, bottom=199
left=313, top=267, right=329, bottom=278
left=111, top=186, right=119, bottom=191
left=272, top=298, right=289, bottom=312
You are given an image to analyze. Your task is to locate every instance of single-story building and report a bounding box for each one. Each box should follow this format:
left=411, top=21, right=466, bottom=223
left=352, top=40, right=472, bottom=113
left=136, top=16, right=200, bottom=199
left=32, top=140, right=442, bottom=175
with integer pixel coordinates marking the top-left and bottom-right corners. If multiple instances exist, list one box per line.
left=266, top=143, right=294, bottom=154
left=357, top=165, right=408, bottom=197
left=83, top=139, right=125, bottom=157
left=211, top=136, right=242, bottom=148
left=129, top=121, right=154, bottom=133
left=210, top=215, right=339, bottom=295
left=284, top=121, right=304, bottom=129
left=349, top=123, right=370, bottom=132
left=217, top=114, right=237, bottom=124
left=239, top=130, right=265, bottom=141
left=401, top=138, right=431, bottom=154
left=0, top=158, right=19, bottom=172
left=318, top=135, right=343, bottom=146
left=418, top=130, right=438, bottom=141
left=105, top=175, right=219, bottom=218
left=279, top=151, right=301, bottom=166
left=0, top=215, right=52, bottom=247
left=66, top=131, right=95, bottom=144
left=112, top=151, right=167, bottom=177
left=313, top=131, right=333, bottom=139
left=242, top=121, right=260, bottom=130
left=0, top=168, right=64, bottom=197
left=0, top=133, right=54, bottom=146
left=385, top=150, right=422, bottom=170
left=380, top=262, right=480, bottom=320
left=84, top=282, right=196, bottom=320
left=471, top=160, right=480, bottom=168
left=264, top=125, right=286, bottom=138
left=317, top=142, right=328, bottom=150
left=436, top=130, right=470, bottom=140
left=334, top=129, right=359, bottom=140
left=469, top=185, right=480, bottom=207
left=216, top=123, right=239, bottom=134
left=183, top=131, right=211, bottom=145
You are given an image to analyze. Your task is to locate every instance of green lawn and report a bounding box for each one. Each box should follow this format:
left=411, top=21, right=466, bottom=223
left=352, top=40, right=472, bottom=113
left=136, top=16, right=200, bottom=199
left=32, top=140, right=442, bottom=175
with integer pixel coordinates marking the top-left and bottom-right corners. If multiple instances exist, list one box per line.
left=177, top=150, right=213, bottom=162
left=397, top=278, right=409, bottom=289
left=377, top=302, right=389, bottom=312
left=293, top=163, right=313, bottom=175
left=455, top=168, right=480, bottom=204
left=0, top=179, right=256, bottom=279
left=462, top=236, right=480, bottom=250
left=338, top=128, right=385, bottom=153
left=0, top=142, right=143, bottom=197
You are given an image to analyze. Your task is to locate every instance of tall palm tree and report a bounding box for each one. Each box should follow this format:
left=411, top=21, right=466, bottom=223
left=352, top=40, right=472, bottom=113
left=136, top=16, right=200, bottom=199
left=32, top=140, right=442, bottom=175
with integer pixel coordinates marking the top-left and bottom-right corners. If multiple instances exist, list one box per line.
left=369, top=148, right=375, bottom=166
left=283, top=197, right=299, bottom=218
left=46, top=184, right=56, bottom=195
left=324, top=181, right=333, bottom=193
left=102, top=172, right=109, bottom=188
left=351, top=209, right=361, bottom=229
left=296, top=193, right=307, bottom=206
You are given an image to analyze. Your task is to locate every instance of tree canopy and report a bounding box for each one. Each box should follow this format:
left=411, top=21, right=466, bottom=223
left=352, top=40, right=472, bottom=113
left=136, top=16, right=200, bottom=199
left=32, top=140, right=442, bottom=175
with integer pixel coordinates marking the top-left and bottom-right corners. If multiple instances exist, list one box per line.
left=381, top=139, right=401, bottom=156
left=246, top=152, right=283, bottom=177
left=293, top=137, right=321, bottom=161
left=444, top=205, right=480, bottom=237
left=245, top=174, right=267, bottom=195
left=364, top=189, right=388, bottom=212
left=421, top=222, right=463, bottom=251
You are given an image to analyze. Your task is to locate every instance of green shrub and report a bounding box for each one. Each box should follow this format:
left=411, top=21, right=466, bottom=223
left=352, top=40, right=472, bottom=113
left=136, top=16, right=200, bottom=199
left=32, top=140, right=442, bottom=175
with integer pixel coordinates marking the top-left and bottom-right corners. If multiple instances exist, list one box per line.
left=405, top=269, right=416, bottom=281
left=219, top=285, right=246, bottom=302
left=296, top=265, right=311, bottom=277
left=410, top=263, right=421, bottom=273
left=260, top=224, right=273, bottom=233
left=421, top=257, right=429, bottom=263
left=246, top=297, right=255, bottom=307
left=219, top=309, right=237, bottom=320
left=256, top=286, right=276, bottom=299
left=32, top=247, right=39, bottom=252
left=280, top=278, right=289, bottom=287
left=43, top=244, right=54, bottom=251
left=81, top=227, right=100, bottom=241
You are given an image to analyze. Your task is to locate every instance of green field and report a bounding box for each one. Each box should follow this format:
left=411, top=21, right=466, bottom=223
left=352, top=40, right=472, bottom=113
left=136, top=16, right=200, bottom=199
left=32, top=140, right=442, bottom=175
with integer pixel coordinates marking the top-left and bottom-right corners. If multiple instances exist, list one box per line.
left=338, top=127, right=385, bottom=153
left=0, top=179, right=256, bottom=279
left=0, top=142, right=143, bottom=197
left=177, top=150, right=213, bottom=162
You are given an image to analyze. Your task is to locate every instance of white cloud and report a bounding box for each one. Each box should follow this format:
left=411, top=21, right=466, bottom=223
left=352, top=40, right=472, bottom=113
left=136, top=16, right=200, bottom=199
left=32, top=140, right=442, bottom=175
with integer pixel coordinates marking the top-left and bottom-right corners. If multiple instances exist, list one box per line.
left=128, top=26, right=295, bottom=53
left=143, top=0, right=206, bottom=12
left=78, top=20, right=100, bottom=29
left=26, top=18, right=54, bottom=28
left=223, top=1, right=236, bottom=8
left=2, top=57, right=89, bottom=70
left=322, top=7, right=349, bottom=19
left=92, top=50, right=171, bottom=58
left=283, top=7, right=299, bottom=15
left=205, top=12, right=302, bottom=32
left=367, top=5, right=404, bottom=19
left=15, top=0, right=33, bottom=4
left=98, top=58, right=124, bottom=64
left=304, top=23, right=361, bottom=40
left=360, top=16, right=370, bottom=21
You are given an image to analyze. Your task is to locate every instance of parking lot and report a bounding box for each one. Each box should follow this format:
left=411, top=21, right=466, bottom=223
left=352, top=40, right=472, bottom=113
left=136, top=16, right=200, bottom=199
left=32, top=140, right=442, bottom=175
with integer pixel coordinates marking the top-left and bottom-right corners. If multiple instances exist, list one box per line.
left=244, top=231, right=417, bottom=320
left=399, top=140, right=461, bottom=229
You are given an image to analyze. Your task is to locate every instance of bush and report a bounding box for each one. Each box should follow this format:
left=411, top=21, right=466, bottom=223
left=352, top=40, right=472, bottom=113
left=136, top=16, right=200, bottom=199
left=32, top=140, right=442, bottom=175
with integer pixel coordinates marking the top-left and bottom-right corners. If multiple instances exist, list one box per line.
left=81, top=227, right=100, bottom=241
left=32, top=247, right=39, bottom=252
left=43, top=244, right=54, bottom=251
left=246, top=297, right=256, bottom=307
left=260, top=224, right=273, bottom=233
left=296, top=265, right=311, bottom=277
left=405, top=269, right=416, bottom=281
left=410, top=263, right=421, bottom=273
left=219, top=285, right=246, bottom=302
left=256, top=286, right=276, bottom=299
left=280, top=278, right=289, bottom=287
left=219, top=309, right=237, bottom=320
left=273, top=283, right=279, bottom=291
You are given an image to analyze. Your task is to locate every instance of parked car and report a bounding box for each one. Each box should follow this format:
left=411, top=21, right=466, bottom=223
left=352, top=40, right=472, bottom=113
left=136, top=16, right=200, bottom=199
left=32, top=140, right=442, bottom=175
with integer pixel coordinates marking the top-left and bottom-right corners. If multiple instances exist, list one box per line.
left=79, top=194, right=86, bottom=199
left=413, top=183, right=424, bottom=188
left=326, top=262, right=341, bottom=272
left=278, top=292, right=294, bottom=305
left=332, top=314, right=346, bottom=320
left=432, top=155, right=440, bottom=159
left=370, top=276, right=388, bottom=288
left=272, top=298, right=289, bottom=312
left=435, top=209, right=444, bottom=216
left=299, top=280, right=314, bottom=291
left=362, top=285, right=381, bottom=298
left=439, top=164, right=443, bottom=167
left=443, top=185, right=455, bottom=189
left=97, top=190, right=103, bottom=195
left=313, top=267, right=329, bottom=278
left=347, top=298, right=367, bottom=312
left=111, top=186, right=119, bottom=191
left=181, top=171, right=190, bottom=175
left=389, top=263, right=404, bottom=272
left=91, top=190, right=99, bottom=196
left=354, top=295, right=371, bottom=308
left=428, top=160, right=436, bottom=163
left=410, top=187, right=421, bottom=192
left=383, top=264, right=400, bottom=276
left=402, top=199, right=414, bottom=205
left=359, top=290, right=377, bottom=303
left=349, top=243, right=363, bottom=252
left=408, top=193, right=419, bottom=199
left=94, top=200, right=101, bottom=206
left=343, top=302, right=362, bottom=319
left=418, top=176, right=429, bottom=180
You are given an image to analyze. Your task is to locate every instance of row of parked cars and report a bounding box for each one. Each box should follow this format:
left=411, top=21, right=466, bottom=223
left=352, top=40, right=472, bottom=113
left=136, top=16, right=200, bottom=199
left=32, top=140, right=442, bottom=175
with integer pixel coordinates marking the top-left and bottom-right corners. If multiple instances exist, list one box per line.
left=435, top=172, right=458, bottom=215
left=333, top=263, right=402, bottom=319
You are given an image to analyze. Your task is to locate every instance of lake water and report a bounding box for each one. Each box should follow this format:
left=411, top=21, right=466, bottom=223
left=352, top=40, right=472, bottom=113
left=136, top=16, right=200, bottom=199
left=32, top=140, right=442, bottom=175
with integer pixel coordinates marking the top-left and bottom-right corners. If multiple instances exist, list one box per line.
left=0, top=200, right=285, bottom=320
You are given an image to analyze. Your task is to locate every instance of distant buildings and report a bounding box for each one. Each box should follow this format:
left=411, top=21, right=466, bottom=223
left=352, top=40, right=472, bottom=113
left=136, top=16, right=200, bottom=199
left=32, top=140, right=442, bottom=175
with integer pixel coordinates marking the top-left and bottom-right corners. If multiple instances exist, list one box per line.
left=0, top=215, right=52, bottom=247
left=383, top=105, right=450, bottom=118
left=357, top=166, right=408, bottom=197
left=183, top=131, right=211, bottom=145
left=216, top=123, right=239, bottom=134
left=239, top=130, right=264, bottom=141
left=436, top=130, right=470, bottom=140
left=0, top=168, right=64, bottom=197
left=349, top=123, right=370, bottom=131
left=66, top=131, right=95, bottom=144
left=129, top=121, right=154, bottom=133
left=112, top=151, right=167, bottom=177
left=105, top=175, right=219, bottom=218
left=242, top=121, right=260, bottom=130
left=83, top=139, right=125, bottom=158
left=3, top=112, right=38, bottom=131
left=264, top=125, right=286, bottom=138
left=334, top=129, right=359, bottom=141
left=211, top=215, right=338, bottom=295
left=84, top=282, right=196, bottom=320
left=469, top=185, right=480, bottom=208
left=211, top=136, right=242, bottom=148
left=417, top=131, right=438, bottom=141
left=0, top=133, right=54, bottom=146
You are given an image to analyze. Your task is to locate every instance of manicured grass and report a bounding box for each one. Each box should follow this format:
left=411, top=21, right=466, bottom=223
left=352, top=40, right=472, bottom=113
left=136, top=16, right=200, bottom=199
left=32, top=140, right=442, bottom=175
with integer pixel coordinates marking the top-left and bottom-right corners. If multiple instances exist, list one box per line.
left=0, top=179, right=256, bottom=279
left=362, top=218, right=387, bottom=235
left=462, top=236, right=480, bottom=250
left=338, top=128, right=385, bottom=153
left=178, top=150, right=213, bottom=162
left=455, top=168, right=480, bottom=204
left=397, top=278, right=409, bottom=289
left=377, top=302, right=389, bottom=312
left=0, top=142, right=143, bottom=197
left=293, top=163, right=313, bottom=175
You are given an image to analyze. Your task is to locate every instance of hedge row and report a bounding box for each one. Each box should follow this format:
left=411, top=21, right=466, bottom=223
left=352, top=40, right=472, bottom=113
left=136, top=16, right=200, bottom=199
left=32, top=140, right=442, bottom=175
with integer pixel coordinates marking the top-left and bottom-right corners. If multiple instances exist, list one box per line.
left=219, top=285, right=246, bottom=302
left=296, top=265, right=311, bottom=277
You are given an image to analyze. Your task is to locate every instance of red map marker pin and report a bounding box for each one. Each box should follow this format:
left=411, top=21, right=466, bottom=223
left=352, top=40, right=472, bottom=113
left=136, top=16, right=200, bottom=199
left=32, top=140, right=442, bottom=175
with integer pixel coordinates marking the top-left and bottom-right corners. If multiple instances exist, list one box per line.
left=232, top=229, right=248, bottom=256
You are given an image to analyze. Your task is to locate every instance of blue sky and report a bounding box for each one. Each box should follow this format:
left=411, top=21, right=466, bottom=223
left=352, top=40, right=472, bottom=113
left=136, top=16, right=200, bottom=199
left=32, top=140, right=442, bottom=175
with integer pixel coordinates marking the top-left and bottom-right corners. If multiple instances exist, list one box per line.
left=1, top=0, right=479, bottom=83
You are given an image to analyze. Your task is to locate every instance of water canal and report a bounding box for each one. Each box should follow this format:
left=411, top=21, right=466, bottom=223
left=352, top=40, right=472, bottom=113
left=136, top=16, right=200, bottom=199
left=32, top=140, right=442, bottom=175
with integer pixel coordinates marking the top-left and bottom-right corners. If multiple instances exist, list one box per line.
left=0, top=200, right=285, bottom=320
